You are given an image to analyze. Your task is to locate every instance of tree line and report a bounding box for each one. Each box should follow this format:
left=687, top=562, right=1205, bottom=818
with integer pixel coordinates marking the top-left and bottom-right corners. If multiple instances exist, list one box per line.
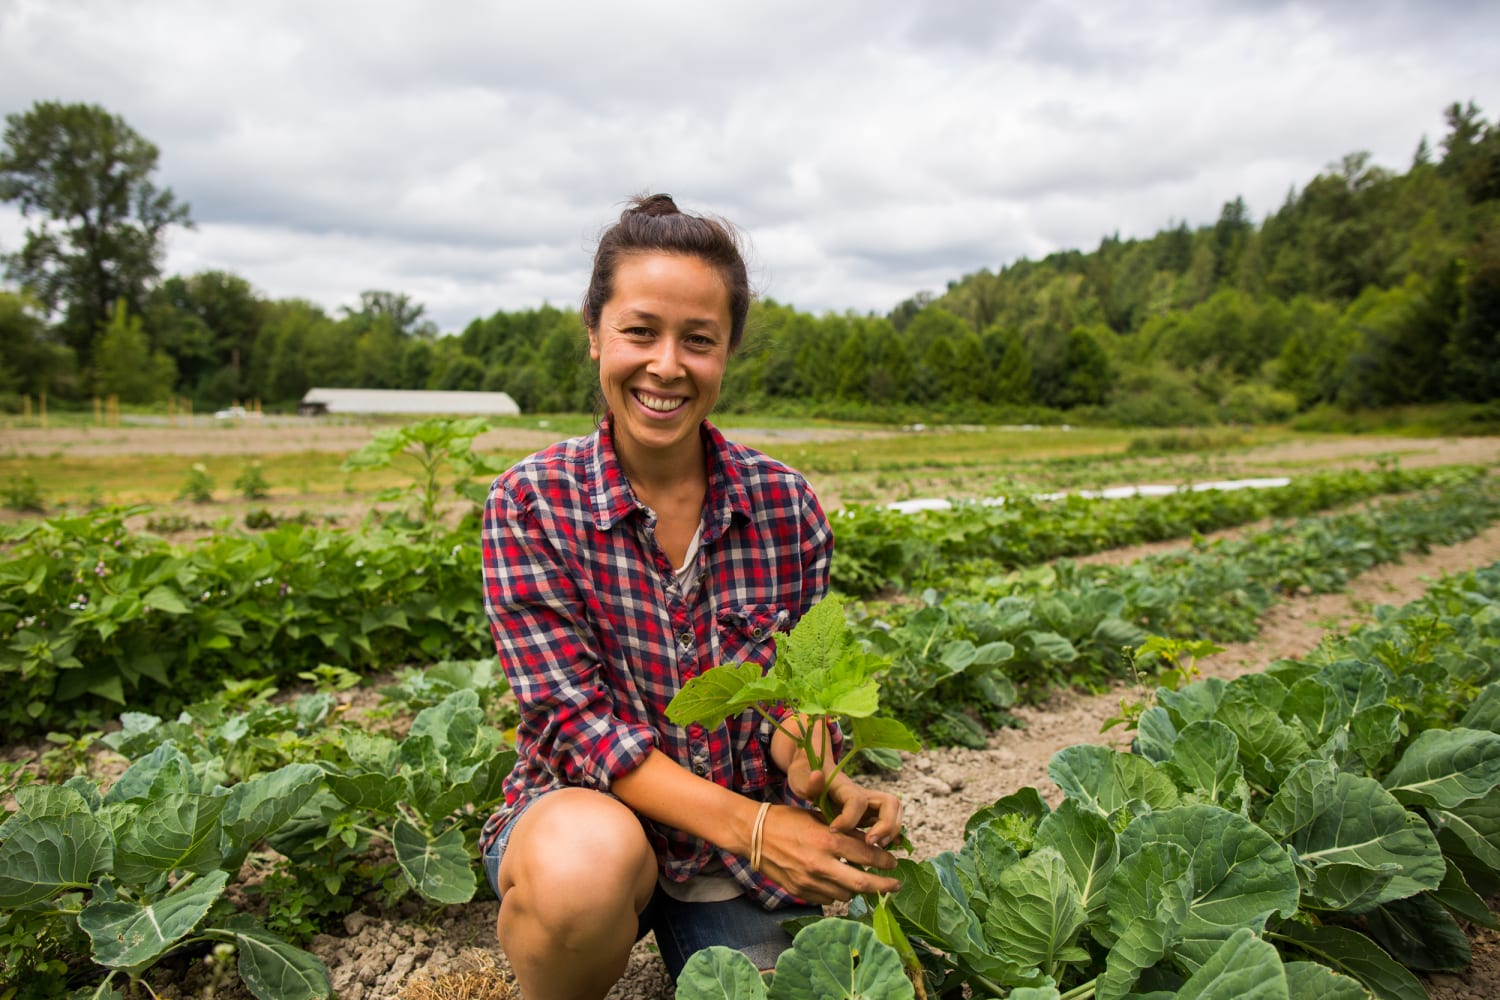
left=2, top=100, right=1497, bottom=423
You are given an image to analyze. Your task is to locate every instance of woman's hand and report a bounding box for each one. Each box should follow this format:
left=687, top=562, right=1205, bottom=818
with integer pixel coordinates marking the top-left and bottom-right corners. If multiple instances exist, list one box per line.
left=753, top=803, right=902, bottom=905
left=783, top=753, right=905, bottom=849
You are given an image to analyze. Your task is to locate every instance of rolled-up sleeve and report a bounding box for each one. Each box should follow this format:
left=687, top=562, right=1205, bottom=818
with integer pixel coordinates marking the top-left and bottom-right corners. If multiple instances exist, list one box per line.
left=482, top=482, right=656, bottom=790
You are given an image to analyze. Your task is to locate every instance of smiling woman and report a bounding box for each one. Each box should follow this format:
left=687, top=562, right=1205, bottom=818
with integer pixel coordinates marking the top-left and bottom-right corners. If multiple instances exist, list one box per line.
left=476, top=195, right=904, bottom=1000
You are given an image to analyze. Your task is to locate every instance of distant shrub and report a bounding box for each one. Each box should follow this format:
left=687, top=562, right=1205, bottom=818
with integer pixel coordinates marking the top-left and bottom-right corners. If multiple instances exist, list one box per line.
left=177, top=462, right=215, bottom=503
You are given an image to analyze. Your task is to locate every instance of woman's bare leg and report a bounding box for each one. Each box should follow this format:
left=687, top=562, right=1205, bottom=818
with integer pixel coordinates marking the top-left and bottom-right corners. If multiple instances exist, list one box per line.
left=495, top=788, right=658, bottom=1000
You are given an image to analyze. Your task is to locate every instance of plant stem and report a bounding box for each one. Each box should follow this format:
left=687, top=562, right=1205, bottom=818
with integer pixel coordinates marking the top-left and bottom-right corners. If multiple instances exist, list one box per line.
left=1059, top=978, right=1097, bottom=1000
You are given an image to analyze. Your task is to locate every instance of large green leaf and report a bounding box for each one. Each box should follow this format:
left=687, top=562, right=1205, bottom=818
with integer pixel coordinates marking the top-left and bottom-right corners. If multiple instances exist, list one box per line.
left=1271, top=921, right=1427, bottom=1000
left=1432, top=857, right=1500, bottom=930
left=770, top=918, right=914, bottom=999
left=323, top=771, right=405, bottom=814
left=1382, top=727, right=1500, bottom=809
left=220, top=763, right=325, bottom=869
left=981, top=847, right=1088, bottom=975
left=1428, top=793, right=1500, bottom=872
left=1048, top=744, right=1180, bottom=817
left=1173, top=928, right=1288, bottom=1000
left=1460, top=682, right=1500, bottom=734
left=229, top=925, right=333, bottom=1000
left=848, top=715, right=922, bottom=754
left=1362, top=892, right=1471, bottom=972
left=1094, top=842, right=1191, bottom=1000
left=1135, top=705, right=1178, bottom=763
left=1280, top=961, right=1372, bottom=1000
left=1282, top=677, right=1352, bottom=747
left=1264, top=760, right=1444, bottom=912
left=0, top=811, right=112, bottom=906
left=1162, top=720, right=1249, bottom=813
left=114, top=792, right=226, bottom=883
left=393, top=820, right=476, bottom=904
left=1117, top=805, right=1299, bottom=970
left=407, top=689, right=485, bottom=769
left=666, top=662, right=770, bottom=728
left=1211, top=680, right=1311, bottom=790
left=79, top=870, right=229, bottom=967
left=676, top=945, right=767, bottom=1000
left=102, top=741, right=194, bottom=804
left=1033, top=799, right=1117, bottom=917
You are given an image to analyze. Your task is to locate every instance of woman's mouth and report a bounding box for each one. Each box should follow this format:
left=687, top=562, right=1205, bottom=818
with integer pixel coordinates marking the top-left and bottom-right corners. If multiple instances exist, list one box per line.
left=634, top=390, right=686, bottom=414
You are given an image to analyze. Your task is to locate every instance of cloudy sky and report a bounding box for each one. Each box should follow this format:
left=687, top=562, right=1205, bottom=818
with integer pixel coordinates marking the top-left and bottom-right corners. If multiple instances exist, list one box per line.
left=2, top=1, right=1497, bottom=333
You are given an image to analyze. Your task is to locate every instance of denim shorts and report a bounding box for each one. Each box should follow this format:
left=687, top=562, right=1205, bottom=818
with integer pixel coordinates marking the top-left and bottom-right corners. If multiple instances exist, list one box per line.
left=480, top=801, right=820, bottom=978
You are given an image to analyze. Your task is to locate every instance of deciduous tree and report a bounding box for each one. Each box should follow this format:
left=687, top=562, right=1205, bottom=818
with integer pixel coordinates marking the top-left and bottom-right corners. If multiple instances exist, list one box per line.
left=0, top=101, right=190, bottom=363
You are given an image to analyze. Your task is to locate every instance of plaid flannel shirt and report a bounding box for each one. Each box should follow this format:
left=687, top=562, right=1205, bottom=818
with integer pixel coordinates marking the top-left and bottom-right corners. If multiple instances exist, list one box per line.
left=478, top=416, right=837, bottom=908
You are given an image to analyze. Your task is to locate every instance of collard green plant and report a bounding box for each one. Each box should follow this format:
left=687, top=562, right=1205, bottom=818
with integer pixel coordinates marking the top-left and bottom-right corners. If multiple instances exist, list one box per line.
left=0, top=754, right=330, bottom=999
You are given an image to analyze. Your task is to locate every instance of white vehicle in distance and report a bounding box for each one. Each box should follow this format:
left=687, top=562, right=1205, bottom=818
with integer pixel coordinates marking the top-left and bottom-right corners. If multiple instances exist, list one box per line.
left=213, top=405, right=262, bottom=421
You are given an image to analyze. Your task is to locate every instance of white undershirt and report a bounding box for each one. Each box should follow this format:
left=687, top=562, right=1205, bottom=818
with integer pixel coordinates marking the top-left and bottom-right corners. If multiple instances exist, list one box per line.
left=660, top=517, right=742, bottom=901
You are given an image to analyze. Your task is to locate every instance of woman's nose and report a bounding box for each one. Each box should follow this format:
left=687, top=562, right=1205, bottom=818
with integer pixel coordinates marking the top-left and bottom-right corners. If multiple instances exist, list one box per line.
left=647, top=336, right=685, bottom=379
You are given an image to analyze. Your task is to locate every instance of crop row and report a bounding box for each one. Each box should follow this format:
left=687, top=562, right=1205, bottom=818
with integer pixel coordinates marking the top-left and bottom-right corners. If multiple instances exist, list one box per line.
left=0, top=466, right=1480, bottom=739
left=860, top=474, right=1500, bottom=747
left=830, top=464, right=1480, bottom=596
left=681, top=561, right=1500, bottom=999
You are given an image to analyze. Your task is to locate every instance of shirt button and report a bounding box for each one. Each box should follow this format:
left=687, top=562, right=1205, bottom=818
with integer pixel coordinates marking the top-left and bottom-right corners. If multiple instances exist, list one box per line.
left=693, top=760, right=710, bottom=776
left=678, top=630, right=693, bottom=647
left=751, top=626, right=766, bottom=639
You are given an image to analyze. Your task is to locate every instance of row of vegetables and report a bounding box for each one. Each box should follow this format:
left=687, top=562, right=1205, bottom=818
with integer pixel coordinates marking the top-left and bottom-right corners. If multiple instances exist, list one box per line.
left=0, top=464, right=1481, bottom=737
left=681, top=562, right=1500, bottom=999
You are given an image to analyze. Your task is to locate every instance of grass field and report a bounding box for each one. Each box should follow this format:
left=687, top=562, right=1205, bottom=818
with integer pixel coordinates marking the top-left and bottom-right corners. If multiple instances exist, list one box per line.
left=1, top=413, right=1492, bottom=519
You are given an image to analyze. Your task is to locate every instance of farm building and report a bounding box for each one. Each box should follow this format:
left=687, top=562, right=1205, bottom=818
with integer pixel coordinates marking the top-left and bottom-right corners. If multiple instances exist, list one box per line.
left=299, top=388, right=521, bottom=417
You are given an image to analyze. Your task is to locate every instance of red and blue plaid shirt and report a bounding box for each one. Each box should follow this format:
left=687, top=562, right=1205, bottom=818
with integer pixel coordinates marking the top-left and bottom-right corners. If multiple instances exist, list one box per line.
left=479, top=416, right=835, bottom=908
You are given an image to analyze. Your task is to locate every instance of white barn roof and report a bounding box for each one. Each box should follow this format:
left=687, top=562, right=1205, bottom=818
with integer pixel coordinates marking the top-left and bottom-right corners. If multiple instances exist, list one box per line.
left=301, top=388, right=520, bottom=416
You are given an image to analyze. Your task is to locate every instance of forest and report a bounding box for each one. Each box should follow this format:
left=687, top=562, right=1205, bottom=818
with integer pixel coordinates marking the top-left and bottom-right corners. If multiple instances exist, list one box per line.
left=2, top=99, right=1498, bottom=427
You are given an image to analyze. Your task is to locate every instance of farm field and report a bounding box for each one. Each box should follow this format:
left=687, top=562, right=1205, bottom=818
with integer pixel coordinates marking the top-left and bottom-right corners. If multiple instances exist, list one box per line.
left=4, top=424, right=1500, bottom=999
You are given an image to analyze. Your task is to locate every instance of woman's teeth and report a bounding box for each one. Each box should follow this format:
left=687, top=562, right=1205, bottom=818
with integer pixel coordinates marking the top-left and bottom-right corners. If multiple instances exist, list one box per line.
left=636, top=392, right=681, bottom=412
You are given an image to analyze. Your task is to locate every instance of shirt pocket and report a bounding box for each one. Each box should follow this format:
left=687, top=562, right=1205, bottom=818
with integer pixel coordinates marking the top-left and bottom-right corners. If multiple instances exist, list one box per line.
left=714, top=605, right=788, bottom=673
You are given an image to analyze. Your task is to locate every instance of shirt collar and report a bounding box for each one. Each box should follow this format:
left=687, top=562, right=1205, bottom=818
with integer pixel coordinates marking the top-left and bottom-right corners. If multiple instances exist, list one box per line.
left=587, top=416, right=753, bottom=535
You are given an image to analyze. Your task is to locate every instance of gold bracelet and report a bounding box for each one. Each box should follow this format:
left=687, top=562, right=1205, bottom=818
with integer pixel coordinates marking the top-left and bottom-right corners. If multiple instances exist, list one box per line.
left=749, top=801, right=772, bottom=872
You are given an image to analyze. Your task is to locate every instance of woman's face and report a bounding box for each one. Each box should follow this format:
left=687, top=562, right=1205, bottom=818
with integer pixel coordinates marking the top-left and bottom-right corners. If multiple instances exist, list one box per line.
left=588, top=252, right=733, bottom=473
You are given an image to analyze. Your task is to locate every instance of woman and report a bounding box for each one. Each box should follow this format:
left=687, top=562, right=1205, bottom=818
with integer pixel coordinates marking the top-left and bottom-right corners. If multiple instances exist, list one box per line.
left=479, top=194, right=903, bottom=999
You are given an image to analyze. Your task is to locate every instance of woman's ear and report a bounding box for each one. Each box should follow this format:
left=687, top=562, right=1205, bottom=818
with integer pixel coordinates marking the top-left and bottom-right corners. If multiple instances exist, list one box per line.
left=587, top=326, right=601, bottom=361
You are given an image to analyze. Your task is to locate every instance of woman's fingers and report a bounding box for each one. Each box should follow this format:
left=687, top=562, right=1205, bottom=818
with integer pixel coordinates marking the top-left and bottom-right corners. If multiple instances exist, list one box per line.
left=757, top=806, right=902, bottom=903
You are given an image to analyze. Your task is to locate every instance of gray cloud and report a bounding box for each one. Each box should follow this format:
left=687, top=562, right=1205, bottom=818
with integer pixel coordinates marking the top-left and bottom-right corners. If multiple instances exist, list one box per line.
left=2, top=0, right=1497, bottom=331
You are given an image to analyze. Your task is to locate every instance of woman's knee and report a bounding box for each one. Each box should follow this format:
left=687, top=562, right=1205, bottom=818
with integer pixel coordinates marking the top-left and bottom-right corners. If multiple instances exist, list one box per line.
left=498, top=789, right=656, bottom=919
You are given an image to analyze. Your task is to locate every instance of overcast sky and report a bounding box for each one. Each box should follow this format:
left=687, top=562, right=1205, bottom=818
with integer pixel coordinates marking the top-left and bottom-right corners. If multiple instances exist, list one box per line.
left=2, top=1, right=1497, bottom=333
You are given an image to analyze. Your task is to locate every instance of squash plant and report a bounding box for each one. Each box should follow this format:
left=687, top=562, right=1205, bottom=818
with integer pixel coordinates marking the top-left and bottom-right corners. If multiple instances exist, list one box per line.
left=666, top=594, right=920, bottom=822
left=666, top=594, right=925, bottom=989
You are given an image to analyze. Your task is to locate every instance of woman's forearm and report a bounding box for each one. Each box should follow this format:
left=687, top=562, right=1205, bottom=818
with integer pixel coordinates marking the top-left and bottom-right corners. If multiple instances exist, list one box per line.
left=610, top=749, right=761, bottom=857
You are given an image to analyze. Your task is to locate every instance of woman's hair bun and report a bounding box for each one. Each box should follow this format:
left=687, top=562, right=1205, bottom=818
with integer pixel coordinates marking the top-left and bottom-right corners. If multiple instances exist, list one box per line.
left=629, top=193, right=680, bottom=218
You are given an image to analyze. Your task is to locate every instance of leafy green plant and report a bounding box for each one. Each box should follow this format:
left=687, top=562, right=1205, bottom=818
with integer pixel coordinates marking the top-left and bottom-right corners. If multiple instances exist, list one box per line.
left=234, top=460, right=271, bottom=500
left=667, top=595, right=921, bottom=821
left=178, top=462, right=216, bottom=503
left=342, top=416, right=502, bottom=528
left=278, top=690, right=517, bottom=906
left=0, top=758, right=331, bottom=999
left=1101, top=636, right=1222, bottom=735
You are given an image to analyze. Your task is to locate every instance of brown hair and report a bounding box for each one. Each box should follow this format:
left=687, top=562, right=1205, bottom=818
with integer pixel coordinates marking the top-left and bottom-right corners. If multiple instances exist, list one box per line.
left=581, top=193, right=752, bottom=351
